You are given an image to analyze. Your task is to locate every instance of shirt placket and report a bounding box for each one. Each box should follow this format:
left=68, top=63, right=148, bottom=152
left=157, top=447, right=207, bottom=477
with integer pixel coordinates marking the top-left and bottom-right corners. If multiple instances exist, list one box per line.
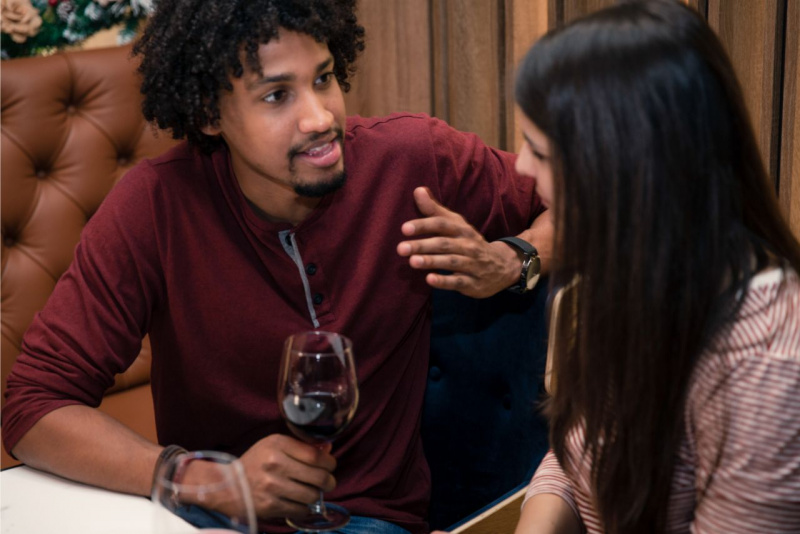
left=278, top=230, right=334, bottom=327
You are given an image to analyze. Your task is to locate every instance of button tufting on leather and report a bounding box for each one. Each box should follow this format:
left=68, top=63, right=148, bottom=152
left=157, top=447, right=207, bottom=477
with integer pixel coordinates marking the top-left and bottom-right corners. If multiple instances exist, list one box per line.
left=502, top=393, right=512, bottom=410
left=1, top=45, right=184, bottom=470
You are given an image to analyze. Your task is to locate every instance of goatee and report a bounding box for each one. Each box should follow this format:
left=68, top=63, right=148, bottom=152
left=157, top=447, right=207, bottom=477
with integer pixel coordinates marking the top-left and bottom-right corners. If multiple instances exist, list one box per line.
left=294, top=171, right=347, bottom=198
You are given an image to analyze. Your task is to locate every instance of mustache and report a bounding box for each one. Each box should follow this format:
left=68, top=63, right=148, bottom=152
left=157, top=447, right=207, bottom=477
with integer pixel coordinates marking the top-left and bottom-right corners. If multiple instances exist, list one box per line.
left=287, top=127, right=345, bottom=160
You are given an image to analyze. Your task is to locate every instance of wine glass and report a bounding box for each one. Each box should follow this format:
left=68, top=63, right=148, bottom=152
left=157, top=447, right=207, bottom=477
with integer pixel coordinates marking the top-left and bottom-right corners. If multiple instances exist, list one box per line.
left=278, top=330, right=359, bottom=532
left=152, top=450, right=257, bottom=534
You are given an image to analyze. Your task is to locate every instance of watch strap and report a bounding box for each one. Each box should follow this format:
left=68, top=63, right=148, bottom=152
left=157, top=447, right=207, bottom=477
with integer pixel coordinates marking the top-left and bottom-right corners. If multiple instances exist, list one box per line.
left=496, top=236, right=540, bottom=294
left=496, top=236, right=535, bottom=255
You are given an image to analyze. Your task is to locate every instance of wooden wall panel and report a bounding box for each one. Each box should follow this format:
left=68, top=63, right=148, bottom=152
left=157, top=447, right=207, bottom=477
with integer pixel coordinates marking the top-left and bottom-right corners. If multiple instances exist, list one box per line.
left=433, top=0, right=505, bottom=148
left=344, top=0, right=432, bottom=118
left=430, top=0, right=549, bottom=151
left=559, top=0, right=616, bottom=24
left=505, top=0, right=549, bottom=151
left=707, top=0, right=784, bottom=184
left=780, top=0, right=800, bottom=237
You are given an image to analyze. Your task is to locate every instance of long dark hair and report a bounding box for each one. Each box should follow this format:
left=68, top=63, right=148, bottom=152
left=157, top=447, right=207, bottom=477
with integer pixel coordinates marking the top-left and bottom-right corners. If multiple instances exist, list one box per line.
left=515, top=1, right=800, bottom=532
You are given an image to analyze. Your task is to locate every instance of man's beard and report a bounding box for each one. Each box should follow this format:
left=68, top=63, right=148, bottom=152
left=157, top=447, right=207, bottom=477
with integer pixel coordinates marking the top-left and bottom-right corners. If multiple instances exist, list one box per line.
left=288, top=127, right=346, bottom=198
left=293, top=170, right=347, bottom=197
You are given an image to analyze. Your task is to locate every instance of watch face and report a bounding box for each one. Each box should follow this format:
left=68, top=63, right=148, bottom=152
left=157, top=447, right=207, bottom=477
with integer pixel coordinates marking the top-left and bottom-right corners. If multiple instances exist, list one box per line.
left=525, top=256, right=541, bottom=290
left=526, top=272, right=540, bottom=290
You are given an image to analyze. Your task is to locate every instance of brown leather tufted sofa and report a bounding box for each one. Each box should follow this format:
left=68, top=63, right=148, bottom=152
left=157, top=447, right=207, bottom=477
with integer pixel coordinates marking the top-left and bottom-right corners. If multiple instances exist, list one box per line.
left=1, top=44, right=177, bottom=468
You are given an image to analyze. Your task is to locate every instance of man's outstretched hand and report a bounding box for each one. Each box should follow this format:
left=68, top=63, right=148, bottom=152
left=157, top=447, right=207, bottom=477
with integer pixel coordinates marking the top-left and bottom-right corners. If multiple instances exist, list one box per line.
left=396, top=187, right=520, bottom=298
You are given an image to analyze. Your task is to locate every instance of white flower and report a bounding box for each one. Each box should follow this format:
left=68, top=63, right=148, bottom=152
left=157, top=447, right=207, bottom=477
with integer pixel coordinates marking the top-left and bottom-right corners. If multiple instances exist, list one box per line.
left=117, top=25, right=136, bottom=44
left=62, top=28, right=85, bottom=42
left=56, top=0, right=75, bottom=22
left=1, top=0, right=42, bottom=43
left=84, top=2, right=102, bottom=20
left=130, top=0, right=154, bottom=15
left=108, top=1, right=127, bottom=16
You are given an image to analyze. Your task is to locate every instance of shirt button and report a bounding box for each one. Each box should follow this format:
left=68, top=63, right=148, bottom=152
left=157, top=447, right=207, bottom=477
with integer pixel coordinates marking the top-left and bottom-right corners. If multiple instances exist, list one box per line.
left=306, top=263, right=317, bottom=275
left=312, top=293, right=324, bottom=305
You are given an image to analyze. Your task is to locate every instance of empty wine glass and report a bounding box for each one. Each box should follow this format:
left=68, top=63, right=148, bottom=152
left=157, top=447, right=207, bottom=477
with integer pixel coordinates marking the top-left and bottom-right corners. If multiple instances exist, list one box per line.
left=152, top=450, right=256, bottom=534
left=278, top=331, right=359, bottom=532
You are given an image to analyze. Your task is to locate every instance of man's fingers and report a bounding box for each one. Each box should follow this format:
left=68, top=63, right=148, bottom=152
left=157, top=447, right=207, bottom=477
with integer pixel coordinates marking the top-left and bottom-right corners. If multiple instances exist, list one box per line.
left=426, top=272, right=500, bottom=298
left=261, top=434, right=335, bottom=472
left=398, top=223, right=481, bottom=260
left=283, top=441, right=337, bottom=472
left=402, top=187, right=472, bottom=236
left=409, top=236, right=456, bottom=254
left=425, top=272, right=475, bottom=294
left=278, top=497, right=320, bottom=518
left=399, top=235, right=482, bottom=258
left=284, top=469, right=336, bottom=500
left=258, top=474, right=332, bottom=517
left=401, top=214, right=473, bottom=238
left=408, top=253, right=470, bottom=272
left=240, top=434, right=338, bottom=518
left=247, top=464, right=334, bottom=517
left=283, top=460, right=337, bottom=494
left=412, top=186, right=442, bottom=217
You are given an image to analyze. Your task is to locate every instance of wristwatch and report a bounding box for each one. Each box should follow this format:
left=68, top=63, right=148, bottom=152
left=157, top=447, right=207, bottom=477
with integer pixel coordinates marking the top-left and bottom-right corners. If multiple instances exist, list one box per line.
left=496, top=236, right=541, bottom=294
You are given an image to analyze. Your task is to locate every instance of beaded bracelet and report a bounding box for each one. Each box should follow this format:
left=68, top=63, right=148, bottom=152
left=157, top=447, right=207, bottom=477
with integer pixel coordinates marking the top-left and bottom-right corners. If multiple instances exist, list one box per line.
left=150, top=444, right=188, bottom=497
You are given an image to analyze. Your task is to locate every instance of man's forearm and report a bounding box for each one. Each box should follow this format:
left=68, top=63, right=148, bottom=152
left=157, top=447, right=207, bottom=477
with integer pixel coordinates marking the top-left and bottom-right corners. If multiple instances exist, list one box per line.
left=12, top=404, right=162, bottom=496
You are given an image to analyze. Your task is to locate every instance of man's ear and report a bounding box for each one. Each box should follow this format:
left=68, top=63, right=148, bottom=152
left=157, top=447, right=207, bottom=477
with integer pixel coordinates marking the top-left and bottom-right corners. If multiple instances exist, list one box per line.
left=201, top=122, right=222, bottom=136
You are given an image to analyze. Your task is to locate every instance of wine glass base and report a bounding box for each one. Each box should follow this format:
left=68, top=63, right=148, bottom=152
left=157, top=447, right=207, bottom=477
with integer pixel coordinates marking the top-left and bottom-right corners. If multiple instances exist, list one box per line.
left=286, top=503, right=350, bottom=533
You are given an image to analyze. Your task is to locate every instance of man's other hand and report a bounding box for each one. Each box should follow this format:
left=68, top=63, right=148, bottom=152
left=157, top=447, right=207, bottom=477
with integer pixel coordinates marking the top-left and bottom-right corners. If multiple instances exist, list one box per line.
left=239, top=434, right=336, bottom=520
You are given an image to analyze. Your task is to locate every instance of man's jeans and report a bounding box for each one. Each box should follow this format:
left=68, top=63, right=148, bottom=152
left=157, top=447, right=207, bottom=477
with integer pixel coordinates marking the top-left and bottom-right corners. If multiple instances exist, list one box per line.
left=292, top=516, right=411, bottom=534
left=175, top=505, right=411, bottom=534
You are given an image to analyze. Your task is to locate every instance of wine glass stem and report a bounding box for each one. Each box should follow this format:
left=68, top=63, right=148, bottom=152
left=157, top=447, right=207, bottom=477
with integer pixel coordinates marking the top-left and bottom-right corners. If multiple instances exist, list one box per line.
left=310, top=491, right=328, bottom=517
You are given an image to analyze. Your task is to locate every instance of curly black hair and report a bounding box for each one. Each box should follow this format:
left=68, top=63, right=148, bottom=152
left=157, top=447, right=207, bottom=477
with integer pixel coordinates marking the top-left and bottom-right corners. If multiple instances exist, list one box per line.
left=133, top=0, right=365, bottom=153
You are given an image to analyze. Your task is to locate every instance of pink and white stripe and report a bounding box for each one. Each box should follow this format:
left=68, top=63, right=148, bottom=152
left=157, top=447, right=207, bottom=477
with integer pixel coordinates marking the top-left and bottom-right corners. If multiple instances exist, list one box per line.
left=525, top=268, right=800, bottom=533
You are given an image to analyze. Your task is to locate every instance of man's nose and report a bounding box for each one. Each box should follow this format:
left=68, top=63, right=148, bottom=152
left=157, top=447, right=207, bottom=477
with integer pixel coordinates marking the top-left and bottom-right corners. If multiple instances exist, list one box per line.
left=298, top=92, right=334, bottom=134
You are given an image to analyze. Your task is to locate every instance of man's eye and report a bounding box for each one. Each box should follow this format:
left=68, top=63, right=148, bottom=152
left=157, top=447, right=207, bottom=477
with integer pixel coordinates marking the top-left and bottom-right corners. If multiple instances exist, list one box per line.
left=264, top=90, right=287, bottom=103
left=316, top=72, right=334, bottom=86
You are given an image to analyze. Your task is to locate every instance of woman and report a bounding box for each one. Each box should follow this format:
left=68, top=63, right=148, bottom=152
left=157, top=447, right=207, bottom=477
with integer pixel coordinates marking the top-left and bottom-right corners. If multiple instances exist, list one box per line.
left=513, top=1, right=800, bottom=533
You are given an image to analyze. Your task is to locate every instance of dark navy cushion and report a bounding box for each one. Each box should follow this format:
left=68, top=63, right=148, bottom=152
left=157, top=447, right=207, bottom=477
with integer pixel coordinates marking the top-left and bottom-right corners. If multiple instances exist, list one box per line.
left=423, top=282, right=550, bottom=530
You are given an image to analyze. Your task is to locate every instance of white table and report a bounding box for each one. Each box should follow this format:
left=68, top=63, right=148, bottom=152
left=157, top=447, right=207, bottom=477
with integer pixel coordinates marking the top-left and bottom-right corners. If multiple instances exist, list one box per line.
left=1, top=465, right=196, bottom=533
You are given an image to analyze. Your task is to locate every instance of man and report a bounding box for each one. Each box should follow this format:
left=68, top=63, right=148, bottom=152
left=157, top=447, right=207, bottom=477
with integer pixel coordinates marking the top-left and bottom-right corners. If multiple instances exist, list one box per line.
left=2, top=1, right=551, bottom=533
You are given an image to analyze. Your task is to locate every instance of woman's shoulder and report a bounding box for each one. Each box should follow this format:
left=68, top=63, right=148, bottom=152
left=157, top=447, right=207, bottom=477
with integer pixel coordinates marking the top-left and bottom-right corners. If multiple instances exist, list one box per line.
left=712, top=267, right=799, bottom=364
left=688, top=267, right=800, bottom=409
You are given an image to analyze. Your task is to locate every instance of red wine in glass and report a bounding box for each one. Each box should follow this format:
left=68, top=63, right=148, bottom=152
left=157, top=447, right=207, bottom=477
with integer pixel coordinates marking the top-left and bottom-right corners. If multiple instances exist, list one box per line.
left=278, top=331, right=358, bottom=532
left=282, top=391, right=353, bottom=442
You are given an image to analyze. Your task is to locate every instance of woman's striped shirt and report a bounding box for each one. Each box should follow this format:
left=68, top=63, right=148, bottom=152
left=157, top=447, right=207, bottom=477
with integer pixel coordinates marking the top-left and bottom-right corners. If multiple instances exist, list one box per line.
left=525, top=268, right=800, bottom=533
